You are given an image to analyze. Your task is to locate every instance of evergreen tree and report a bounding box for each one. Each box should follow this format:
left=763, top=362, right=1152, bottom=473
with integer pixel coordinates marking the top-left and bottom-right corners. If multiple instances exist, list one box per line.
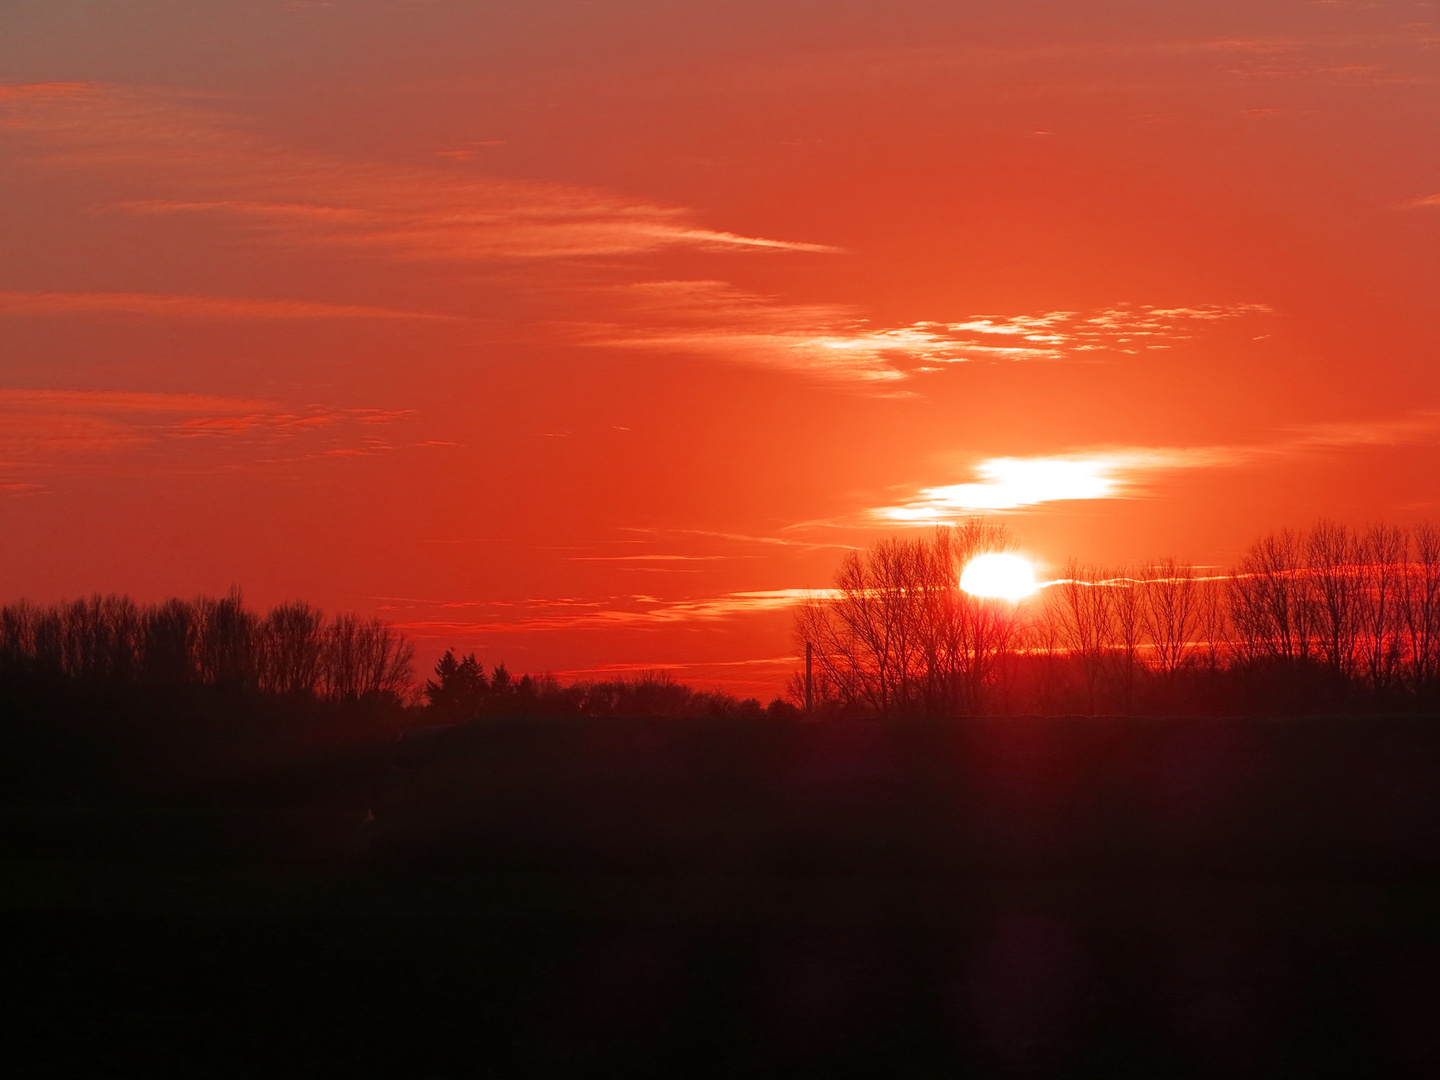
left=426, top=649, right=489, bottom=719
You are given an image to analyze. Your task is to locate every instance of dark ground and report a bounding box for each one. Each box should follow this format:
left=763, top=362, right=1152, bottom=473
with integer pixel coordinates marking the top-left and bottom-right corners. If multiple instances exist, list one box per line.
left=5, top=713, right=1440, bottom=1077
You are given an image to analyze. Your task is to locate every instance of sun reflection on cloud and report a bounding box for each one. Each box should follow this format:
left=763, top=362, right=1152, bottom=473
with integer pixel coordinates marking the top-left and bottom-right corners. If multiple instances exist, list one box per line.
left=881, top=456, right=1123, bottom=517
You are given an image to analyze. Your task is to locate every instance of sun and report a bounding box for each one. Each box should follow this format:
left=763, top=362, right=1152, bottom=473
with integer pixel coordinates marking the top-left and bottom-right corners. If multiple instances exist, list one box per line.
left=959, top=552, right=1038, bottom=601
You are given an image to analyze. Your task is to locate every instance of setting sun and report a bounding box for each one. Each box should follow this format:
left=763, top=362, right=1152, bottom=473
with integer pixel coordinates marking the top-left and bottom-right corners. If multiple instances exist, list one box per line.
left=959, top=552, right=1038, bottom=601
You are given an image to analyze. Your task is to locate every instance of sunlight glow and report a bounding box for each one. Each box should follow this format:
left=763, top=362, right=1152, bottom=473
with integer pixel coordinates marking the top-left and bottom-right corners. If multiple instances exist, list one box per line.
left=922, top=458, right=1116, bottom=511
left=959, top=553, right=1038, bottom=601
left=880, top=456, right=1122, bottom=518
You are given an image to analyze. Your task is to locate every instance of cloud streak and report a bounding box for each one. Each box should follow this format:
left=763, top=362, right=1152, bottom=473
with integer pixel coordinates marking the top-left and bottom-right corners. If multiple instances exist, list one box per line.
left=0, top=290, right=458, bottom=321
left=589, top=281, right=1272, bottom=382
left=388, top=589, right=829, bottom=636
left=0, top=82, right=833, bottom=262
left=0, top=388, right=417, bottom=471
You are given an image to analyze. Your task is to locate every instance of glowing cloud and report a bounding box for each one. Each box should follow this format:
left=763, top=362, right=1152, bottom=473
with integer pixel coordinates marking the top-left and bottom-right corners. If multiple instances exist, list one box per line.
left=592, top=283, right=1272, bottom=383
left=880, top=457, right=1124, bottom=517
left=871, top=413, right=1440, bottom=522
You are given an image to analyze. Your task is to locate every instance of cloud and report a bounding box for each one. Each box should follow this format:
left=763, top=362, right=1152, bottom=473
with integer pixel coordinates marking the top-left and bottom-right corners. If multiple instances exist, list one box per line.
left=0, top=82, right=832, bottom=262
left=0, top=388, right=417, bottom=469
left=0, top=290, right=458, bottom=321
left=0, top=388, right=274, bottom=414
left=544, top=656, right=800, bottom=690
left=618, top=525, right=860, bottom=552
left=876, top=449, right=1237, bottom=518
left=1402, top=194, right=1440, bottom=210
left=566, top=554, right=752, bottom=562
left=388, top=588, right=830, bottom=635
left=872, top=410, right=1440, bottom=518
left=588, top=282, right=1272, bottom=383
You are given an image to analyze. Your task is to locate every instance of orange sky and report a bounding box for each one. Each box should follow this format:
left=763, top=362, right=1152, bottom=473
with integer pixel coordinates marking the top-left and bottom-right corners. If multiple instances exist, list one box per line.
left=3, top=1, right=1439, bottom=695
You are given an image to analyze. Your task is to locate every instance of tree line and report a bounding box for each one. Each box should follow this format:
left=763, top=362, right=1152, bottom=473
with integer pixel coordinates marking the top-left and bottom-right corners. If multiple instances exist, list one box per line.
left=11, top=513, right=1433, bottom=723
left=424, top=650, right=786, bottom=721
left=0, top=588, right=781, bottom=720
left=795, top=520, right=1440, bottom=717
left=0, top=589, right=414, bottom=702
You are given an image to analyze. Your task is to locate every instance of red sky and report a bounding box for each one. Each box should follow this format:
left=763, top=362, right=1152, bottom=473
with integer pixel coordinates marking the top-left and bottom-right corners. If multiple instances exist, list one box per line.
left=3, top=0, right=1439, bottom=695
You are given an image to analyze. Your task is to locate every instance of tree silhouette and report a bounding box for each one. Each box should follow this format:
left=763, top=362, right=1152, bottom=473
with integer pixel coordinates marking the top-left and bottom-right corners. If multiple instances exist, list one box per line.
left=425, top=650, right=489, bottom=720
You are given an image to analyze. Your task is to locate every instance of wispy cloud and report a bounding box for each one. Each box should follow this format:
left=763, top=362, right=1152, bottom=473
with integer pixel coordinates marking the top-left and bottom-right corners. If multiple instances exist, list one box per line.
left=1401, top=193, right=1440, bottom=210
left=873, top=410, right=1440, bottom=518
left=722, top=27, right=1440, bottom=100
left=0, top=387, right=417, bottom=472
left=566, top=554, right=754, bottom=562
left=0, top=388, right=274, bottom=414
left=619, top=525, right=861, bottom=552
left=0, top=82, right=832, bottom=262
left=0, top=290, right=457, bottom=321
left=588, top=281, right=1271, bottom=382
left=388, top=588, right=829, bottom=636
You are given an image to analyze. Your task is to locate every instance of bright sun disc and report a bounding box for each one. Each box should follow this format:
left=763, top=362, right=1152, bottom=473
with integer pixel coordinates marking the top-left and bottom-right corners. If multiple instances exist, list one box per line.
left=960, top=553, right=1038, bottom=601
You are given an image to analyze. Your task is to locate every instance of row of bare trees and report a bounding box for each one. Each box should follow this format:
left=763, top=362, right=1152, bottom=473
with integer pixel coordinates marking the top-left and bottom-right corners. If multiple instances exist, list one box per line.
left=793, top=522, right=1025, bottom=717
left=0, top=590, right=414, bottom=701
left=1227, top=523, right=1440, bottom=692
left=796, top=521, right=1440, bottom=716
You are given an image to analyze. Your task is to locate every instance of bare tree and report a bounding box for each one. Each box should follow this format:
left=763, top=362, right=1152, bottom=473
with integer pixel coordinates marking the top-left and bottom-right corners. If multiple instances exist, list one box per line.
left=1142, top=559, right=1199, bottom=677
left=143, top=598, right=200, bottom=685
left=1307, top=520, right=1360, bottom=678
left=1403, top=522, right=1440, bottom=697
left=1020, top=604, right=1066, bottom=714
left=809, top=538, right=928, bottom=716
left=321, top=612, right=414, bottom=701
left=356, top=618, right=415, bottom=700
left=197, top=588, right=258, bottom=690
left=1051, top=562, right=1115, bottom=713
left=1110, top=569, right=1143, bottom=712
left=259, top=601, right=326, bottom=696
left=1194, top=573, right=1230, bottom=673
left=1229, top=530, right=1311, bottom=665
left=793, top=523, right=1024, bottom=717
left=1358, top=524, right=1407, bottom=693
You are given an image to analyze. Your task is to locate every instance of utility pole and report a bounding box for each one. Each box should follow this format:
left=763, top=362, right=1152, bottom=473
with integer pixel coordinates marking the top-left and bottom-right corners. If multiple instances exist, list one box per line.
left=804, top=641, right=813, bottom=715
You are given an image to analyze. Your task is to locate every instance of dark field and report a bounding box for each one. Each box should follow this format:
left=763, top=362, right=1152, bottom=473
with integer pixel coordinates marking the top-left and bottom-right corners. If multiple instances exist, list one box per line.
left=5, top=714, right=1440, bottom=1077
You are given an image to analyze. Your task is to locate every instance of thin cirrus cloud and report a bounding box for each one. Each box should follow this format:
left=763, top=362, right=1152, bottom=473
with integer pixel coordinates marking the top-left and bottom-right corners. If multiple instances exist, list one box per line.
left=388, top=589, right=834, bottom=637
left=590, top=280, right=1271, bottom=382
left=0, top=388, right=417, bottom=474
left=0, top=82, right=834, bottom=262
left=872, top=410, right=1440, bottom=518
left=0, top=388, right=275, bottom=462
left=0, top=290, right=458, bottom=321
left=1, top=82, right=1267, bottom=383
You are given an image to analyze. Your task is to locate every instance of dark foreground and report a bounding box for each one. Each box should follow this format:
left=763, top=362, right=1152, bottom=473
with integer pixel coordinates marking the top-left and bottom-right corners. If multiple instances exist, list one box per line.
left=6, top=714, right=1440, bottom=1077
